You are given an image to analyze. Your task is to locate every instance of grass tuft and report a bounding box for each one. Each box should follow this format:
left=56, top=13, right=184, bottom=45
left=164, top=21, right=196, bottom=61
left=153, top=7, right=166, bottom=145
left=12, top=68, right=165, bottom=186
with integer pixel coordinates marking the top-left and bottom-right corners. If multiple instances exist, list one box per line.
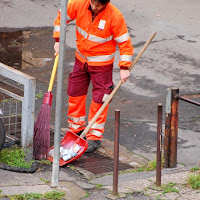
left=188, top=174, right=200, bottom=189
left=0, top=146, right=34, bottom=168
left=9, top=190, right=65, bottom=200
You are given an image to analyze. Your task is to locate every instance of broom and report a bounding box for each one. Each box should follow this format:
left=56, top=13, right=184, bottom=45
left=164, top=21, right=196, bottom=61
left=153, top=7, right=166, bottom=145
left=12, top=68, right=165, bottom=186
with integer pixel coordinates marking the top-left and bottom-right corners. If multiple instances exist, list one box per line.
left=33, top=55, right=59, bottom=160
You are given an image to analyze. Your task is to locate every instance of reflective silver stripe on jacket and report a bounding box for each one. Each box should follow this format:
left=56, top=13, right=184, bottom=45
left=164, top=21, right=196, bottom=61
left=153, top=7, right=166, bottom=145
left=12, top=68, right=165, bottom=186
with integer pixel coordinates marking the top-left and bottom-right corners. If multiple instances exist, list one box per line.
left=91, top=123, right=105, bottom=129
left=87, top=54, right=115, bottom=62
left=114, top=32, right=130, bottom=44
left=89, top=34, right=113, bottom=43
left=68, top=116, right=85, bottom=123
left=77, top=49, right=115, bottom=62
left=120, top=55, right=132, bottom=62
left=54, top=15, right=73, bottom=32
left=76, top=26, right=88, bottom=38
left=54, top=25, right=60, bottom=32
left=77, top=26, right=113, bottom=43
left=89, top=130, right=102, bottom=137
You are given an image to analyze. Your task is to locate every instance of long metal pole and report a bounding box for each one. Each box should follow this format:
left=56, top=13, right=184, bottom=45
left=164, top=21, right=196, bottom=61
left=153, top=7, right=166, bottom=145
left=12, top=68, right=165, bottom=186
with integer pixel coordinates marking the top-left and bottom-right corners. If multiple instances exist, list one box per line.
left=113, top=109, right=120, bottom=196
left=156, top=103, right=163, bottom=186
left=52, top=0, right=67, bottom=187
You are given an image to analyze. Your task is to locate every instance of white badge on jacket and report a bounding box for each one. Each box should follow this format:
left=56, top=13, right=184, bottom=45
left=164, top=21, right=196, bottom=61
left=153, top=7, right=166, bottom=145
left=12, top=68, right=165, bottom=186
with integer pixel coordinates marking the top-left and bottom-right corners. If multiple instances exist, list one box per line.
left=98, top=20, right=106, bottom=30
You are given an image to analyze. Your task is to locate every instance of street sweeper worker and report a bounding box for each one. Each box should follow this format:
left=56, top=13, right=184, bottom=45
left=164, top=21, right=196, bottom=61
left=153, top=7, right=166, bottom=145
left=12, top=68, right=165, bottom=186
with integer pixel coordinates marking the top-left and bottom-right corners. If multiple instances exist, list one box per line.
left=53, top=0, right=134, bottom=152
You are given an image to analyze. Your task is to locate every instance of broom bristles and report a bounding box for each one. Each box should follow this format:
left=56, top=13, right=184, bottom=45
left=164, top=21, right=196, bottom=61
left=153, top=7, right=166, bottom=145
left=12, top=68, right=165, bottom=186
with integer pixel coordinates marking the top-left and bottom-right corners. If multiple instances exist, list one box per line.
left=33, top=103, right=51, bottom=160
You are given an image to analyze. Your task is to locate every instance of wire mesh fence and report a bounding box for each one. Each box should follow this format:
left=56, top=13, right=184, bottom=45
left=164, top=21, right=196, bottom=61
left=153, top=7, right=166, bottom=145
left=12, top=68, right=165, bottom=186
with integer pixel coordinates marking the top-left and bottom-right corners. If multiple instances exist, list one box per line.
left=0, top=94, right=22, bottom=143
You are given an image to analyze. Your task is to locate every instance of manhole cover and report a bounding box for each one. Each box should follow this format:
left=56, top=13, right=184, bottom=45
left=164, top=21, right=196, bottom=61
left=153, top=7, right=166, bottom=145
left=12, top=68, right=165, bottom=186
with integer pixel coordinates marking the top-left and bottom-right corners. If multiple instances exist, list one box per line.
left=71, top=153, right=132, bottom=175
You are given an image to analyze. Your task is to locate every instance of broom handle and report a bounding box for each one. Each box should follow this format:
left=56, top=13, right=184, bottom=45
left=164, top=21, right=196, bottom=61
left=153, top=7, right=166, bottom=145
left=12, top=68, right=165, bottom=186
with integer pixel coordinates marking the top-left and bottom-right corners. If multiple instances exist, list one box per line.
left=80, top=32, right=157, bottom=139
left=48, top=54, right=59, bottom=92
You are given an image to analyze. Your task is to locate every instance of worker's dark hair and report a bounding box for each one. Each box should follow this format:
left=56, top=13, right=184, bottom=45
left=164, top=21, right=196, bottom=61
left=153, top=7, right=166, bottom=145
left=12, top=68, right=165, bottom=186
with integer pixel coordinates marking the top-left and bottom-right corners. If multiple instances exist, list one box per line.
left=93, top=0, right=110, bottom=5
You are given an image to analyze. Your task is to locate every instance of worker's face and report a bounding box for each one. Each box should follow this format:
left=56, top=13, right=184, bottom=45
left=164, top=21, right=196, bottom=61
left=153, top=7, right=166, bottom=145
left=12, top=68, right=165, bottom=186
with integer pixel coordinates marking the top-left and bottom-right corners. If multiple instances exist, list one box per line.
left=90, top=0, right=107, bottom=14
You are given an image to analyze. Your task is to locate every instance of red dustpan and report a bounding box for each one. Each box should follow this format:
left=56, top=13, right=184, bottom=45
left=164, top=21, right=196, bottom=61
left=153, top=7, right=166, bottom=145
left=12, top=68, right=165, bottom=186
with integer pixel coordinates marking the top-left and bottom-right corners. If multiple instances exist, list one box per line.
left=47, top=32, right=157, bottom=166
left=48, top=131, right=88, bottom=166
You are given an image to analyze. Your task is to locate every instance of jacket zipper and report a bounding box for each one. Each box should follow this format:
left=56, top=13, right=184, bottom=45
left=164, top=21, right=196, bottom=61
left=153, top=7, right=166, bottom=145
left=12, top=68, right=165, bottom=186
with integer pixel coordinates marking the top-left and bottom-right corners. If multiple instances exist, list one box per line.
left=84, top=12, right=98, bottom=62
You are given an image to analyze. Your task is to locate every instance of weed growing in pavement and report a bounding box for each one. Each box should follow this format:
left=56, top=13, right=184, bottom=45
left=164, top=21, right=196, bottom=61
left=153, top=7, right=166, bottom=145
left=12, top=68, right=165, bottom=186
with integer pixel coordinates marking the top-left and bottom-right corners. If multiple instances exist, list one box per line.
left=188, top=173, right=200, bottom=189
left=43, top=190, right=65, bottom=199
left=8, top=190, right=65, bottom=200
left=96, top=184, right=103, bottom=190
left=190, top=167, right=199, bottom=172
left=0, top=146, right=34, bottom=168
left=40, top=178, right=50, bottom=184
left=162, top=182, right=179, bottom=195
left=80, top=191, right=89, bottom=199
left=35, top=91, right=43, bottom=100
left=119, top=157, right=164, bottom=174
left=37, top=159, right=51, bottom=165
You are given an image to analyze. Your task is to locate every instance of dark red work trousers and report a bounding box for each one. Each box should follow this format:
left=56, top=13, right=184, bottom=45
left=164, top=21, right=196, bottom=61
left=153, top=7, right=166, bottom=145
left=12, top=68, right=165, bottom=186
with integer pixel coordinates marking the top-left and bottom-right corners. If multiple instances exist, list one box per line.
left=67, top=57, right=114, bottom=140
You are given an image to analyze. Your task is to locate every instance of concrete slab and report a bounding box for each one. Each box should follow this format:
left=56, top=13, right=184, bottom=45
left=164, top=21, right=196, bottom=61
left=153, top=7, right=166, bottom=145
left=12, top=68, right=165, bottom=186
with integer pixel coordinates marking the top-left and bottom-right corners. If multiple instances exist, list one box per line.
left=0, top=185, right=53, bottom=196
left=0, top=169, right=44, bottom=186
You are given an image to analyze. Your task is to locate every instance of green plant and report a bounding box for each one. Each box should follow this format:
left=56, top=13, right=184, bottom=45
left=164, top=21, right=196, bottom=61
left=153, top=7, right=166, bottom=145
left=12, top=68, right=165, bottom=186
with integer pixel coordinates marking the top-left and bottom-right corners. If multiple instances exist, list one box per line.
left=43, top=190, right=65, bottom=199
left=40, top=178, right=50, bottom=184
left=35, top=92, right=43, bottom=100
left=80, top=191, right=89, bottom=199
left=162, top=182, right=179, bottom=195
left=188, top=174, right=200, bottom=189
left=96, top=184, right=103, bottom=189
left=190, top=167, right=199, bottom=172
left=0, top=146, right=34, bottom=168
left=120, top=158, right=164, bottom=175
left=38, top=159, right=51, bottom=165
left=9, top=193, right=42, bottom=200
left=9, top=190, right=65, bottom=200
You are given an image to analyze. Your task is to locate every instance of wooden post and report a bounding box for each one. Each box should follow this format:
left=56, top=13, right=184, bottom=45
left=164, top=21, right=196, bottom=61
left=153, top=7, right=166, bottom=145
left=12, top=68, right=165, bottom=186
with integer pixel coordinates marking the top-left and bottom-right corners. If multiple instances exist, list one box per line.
left=164, top=88, right=172, bottom=168
left=169, top=87, right=179, bottom=168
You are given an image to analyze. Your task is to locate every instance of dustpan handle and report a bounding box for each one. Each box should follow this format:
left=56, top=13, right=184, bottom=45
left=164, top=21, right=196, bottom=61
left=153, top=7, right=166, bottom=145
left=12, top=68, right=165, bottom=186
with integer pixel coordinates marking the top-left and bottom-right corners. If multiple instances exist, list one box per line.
left=80, top=32, right=157, bottom=139
left=48, top=54, right=59, bottom=92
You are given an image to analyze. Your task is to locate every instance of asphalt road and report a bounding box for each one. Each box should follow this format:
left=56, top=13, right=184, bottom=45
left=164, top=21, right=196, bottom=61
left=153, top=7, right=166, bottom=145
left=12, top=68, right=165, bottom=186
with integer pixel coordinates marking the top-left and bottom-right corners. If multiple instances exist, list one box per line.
left=0, top=0, right=200, bottom=167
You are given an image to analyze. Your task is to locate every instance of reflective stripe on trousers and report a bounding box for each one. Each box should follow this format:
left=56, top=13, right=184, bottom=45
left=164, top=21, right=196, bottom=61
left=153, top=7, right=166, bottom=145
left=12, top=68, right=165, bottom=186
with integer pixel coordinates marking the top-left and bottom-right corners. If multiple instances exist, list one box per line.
left=68, top=97, right=109, bottom=140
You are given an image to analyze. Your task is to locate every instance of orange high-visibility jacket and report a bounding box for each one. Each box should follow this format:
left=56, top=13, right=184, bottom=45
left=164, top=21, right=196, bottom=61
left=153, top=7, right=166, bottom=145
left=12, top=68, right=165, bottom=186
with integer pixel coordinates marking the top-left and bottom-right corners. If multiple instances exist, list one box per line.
left=53, top=0, right=134, bottom=67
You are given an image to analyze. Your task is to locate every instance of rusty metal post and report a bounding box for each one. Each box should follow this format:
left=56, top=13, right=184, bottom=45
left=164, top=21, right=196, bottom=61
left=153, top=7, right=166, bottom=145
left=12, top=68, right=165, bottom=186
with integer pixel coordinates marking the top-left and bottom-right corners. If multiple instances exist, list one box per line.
left=164, top=88, right=172, bottom=168
left=113, top=109, right=120, bottom=196
left=156, top=103, right=163, bottom=186
left=169, top=87, right=179, bottom=168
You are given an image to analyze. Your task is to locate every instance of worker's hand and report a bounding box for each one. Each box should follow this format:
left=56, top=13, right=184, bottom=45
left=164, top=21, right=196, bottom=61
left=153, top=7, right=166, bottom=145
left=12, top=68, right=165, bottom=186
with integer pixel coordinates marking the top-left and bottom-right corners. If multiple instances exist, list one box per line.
left=54, top=42, right=59, bottom=56
left=120, top=69, right=130, bottom=84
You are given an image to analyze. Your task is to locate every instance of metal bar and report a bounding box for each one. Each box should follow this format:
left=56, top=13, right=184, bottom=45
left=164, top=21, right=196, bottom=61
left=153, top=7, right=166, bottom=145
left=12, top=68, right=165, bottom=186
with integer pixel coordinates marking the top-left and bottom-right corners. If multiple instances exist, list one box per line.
left=52, top=0, right=68, bottom=187
left=8, top=98, right=11, bottom=134
left=15, top=100, right=18, bottom=136
left=0, top=62, right=35, bottom=86
left=113, top=109, right=120, bottom=196
left=156, top=103, right=162, bottom=186
left=0, top=87, right=24, bottom=101
left=0, top=62, right=35, bottom=158
left=177, top=95, right=200, bottom=106
left=164, top=88, right=172, bottom=168
left=21, top=78, right=35, bottom=161
left=169, top=87, right=179, bottom=168
left=2, top=94, right=5, bottom=123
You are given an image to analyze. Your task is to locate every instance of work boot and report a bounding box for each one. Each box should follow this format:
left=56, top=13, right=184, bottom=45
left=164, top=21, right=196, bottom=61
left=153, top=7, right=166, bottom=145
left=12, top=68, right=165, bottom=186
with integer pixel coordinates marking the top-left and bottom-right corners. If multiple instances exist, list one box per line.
left=76, top=130, right=86, bottom=139
left=85, top=140, right=102, bottom=153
